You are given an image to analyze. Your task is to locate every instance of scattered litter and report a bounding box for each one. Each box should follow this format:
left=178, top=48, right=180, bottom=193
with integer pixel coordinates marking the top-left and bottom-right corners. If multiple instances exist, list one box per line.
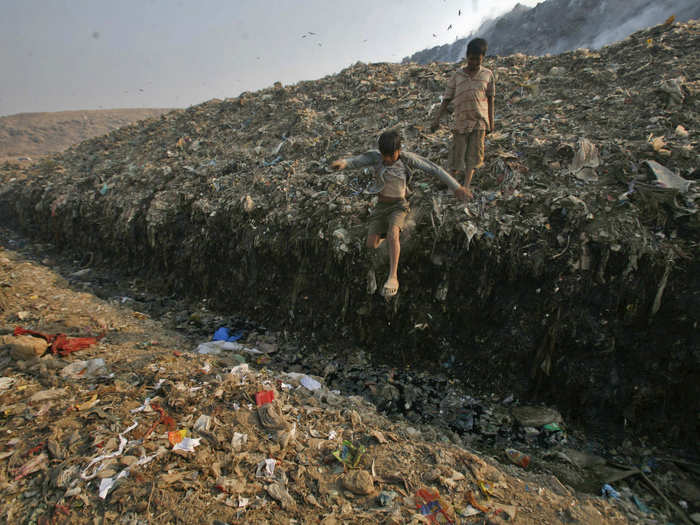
left=60, top=358, right=108, bottom=379
left=172, top=437, right=200, bottom=453
left=505, top=448, right=531, bottom=468
left=194, top=414, right=211, bottom=432
left=300, top=375, right=321, bottom=391
left=332, top=440, right=366, bottom=469
left=0, top=377, right=16, bottom=391
left=212, top=327, right=244, bottom=342
left=255, top=458, right=277, bottom=478
left=81, top=421, right=138, bottom=480
left=255, top=390, right=275, bottom=406
left=231, top=432, right=248, bottom=452
left=602, top=484, right=621, bottom=499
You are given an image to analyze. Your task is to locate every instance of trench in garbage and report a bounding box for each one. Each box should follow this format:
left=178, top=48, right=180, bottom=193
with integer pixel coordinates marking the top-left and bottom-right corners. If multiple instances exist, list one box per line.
left=1, top=197, right=696, bottom=493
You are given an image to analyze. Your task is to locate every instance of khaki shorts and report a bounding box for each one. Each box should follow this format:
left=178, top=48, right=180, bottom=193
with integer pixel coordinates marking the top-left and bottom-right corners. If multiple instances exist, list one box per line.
left=449, top=128, right=486, bottom=175
left=367, top=199, right=410, bottom=238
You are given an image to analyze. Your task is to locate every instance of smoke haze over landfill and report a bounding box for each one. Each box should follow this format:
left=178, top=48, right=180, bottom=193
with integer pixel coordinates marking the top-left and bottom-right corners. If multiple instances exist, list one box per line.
left=0, top=0, right=540, bottom=116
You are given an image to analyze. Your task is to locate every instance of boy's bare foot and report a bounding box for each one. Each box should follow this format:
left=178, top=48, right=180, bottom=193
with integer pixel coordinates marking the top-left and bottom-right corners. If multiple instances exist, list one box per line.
left=367, top=269, right=377, bottom=295
left=381, top=276, right=399, bottom=298
left=455, top=186, right=472, bottom=201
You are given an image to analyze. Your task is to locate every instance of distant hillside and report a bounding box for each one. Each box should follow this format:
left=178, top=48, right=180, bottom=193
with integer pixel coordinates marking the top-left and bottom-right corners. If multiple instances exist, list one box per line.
left=403, top=0, right=700, bottom=63
left=0, top=108, right=172, bottom=162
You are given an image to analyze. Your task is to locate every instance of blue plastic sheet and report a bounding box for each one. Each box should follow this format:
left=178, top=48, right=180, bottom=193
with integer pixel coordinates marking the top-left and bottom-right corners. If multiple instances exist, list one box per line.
left=212, top=327, right=244, bottom=342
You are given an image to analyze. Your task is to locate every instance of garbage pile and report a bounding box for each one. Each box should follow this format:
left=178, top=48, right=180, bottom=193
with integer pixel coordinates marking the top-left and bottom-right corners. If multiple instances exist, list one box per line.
left=2, top=241, right=687, bottom=524
left=402, top=0, right=700, bottom=62
left=0, top=20, right=698, bottom=443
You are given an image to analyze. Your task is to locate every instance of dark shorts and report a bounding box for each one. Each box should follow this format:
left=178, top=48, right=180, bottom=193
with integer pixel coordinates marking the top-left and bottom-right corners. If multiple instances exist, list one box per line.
left=449, top=128, right=486, bottom=174
left=368, top=199, right=410, bottom=238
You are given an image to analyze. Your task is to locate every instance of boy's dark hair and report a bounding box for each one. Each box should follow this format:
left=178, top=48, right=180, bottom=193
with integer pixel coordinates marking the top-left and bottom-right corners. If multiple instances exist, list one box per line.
left=467, top=38, right=488, bottom=57
left=378, top=129, right=401, bottom=156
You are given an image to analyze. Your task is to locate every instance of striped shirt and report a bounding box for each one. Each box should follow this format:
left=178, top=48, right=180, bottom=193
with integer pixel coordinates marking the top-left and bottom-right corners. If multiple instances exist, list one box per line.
left=443, top=66, right=495, bottom=133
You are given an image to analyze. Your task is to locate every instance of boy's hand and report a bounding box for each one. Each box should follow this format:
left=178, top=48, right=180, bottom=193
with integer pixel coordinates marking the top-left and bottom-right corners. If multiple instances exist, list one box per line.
left=454, top=185, right=472, bottom=201
left=330, top=159, right=347, bottom=170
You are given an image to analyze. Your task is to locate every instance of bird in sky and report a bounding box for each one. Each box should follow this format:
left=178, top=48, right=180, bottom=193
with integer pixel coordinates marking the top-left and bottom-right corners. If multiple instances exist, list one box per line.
left=433, top=33, right=437, bottom=37
left=458, top=9, right=461, bottom=15
left=447, top=24, right=453, bottom=30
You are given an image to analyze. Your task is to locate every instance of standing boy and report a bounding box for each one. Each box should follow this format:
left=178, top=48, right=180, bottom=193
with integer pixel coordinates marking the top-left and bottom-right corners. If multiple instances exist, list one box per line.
left=431, top=38, right=495, bottom=193
left=331, top=130, right=468, bottom=298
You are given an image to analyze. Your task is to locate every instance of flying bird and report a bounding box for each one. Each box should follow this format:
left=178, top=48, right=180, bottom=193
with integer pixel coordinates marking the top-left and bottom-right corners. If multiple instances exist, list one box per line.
left=458, top=9, right=461, bottom=15
left=433, top=33, right=437, bottom=37
left=447, top=24, right=453, bottom=30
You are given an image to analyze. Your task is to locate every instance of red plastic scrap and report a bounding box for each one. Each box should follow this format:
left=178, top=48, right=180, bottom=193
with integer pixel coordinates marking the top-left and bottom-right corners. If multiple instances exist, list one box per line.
left=13, top=326, right=104, bottom=356
left=415, top=488, right=454, bottom=524
left=26, top=442, right=46, bottom=456
left=14, top=452, right=48, bottom=480
left=38, top=504, right=71, bottom=525
left=143, top=402, right=176, bottom=439
left=255, top=390, right=275, bottom=406
left=468, top=490, right=490, bottom=513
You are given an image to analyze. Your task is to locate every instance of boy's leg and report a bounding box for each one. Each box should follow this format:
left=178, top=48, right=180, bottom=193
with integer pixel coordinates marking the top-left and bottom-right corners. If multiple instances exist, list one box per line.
left=452, top=132, right=468, bottom=180
left=384, top=225, right=401, bottom=296
left=366, top=207, right=388, bottom=294
left=381, top=202, right=409, bottom=297
left=366, top=233, right=383, bottom=249
left=464, top=129, right=486, bottom=189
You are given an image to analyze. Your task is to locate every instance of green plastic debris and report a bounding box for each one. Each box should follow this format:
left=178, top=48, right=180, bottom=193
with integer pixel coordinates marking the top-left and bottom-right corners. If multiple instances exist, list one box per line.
left=543, top=422, right=562, bottom=432
left=332, top=440, right=366, bottom=469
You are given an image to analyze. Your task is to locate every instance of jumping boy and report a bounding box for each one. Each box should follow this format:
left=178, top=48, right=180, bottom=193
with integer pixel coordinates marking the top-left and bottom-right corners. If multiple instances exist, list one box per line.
left=431, top=37, right=495, bottom=192
left=331, top=129, right=468, bottom=298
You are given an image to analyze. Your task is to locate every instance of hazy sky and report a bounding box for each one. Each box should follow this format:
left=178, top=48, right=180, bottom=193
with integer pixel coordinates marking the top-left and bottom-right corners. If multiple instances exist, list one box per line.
left=0, top=0, right=540, bottom=116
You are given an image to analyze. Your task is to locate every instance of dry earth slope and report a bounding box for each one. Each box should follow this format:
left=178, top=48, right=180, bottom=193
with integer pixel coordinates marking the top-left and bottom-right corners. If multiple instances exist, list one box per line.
left=0, top=109, right=171, bottom=162
left=0, top=21, right=698, bottom=443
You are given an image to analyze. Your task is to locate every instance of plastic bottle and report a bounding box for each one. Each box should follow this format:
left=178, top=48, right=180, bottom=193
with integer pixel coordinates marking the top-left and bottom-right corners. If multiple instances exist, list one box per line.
left=505, top=448, right=531, bottom=468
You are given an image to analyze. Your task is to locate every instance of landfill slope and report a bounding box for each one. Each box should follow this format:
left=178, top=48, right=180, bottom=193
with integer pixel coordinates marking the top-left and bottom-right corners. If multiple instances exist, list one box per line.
left=1, top=20, right=699, bottom=443
left=403, top=0, right=700, bottom=63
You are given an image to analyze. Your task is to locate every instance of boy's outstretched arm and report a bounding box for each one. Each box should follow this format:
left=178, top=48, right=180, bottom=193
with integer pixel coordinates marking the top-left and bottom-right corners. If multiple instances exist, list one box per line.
left=330, top=150, right=382, bottom=171
left=402, top=152, right=471, bottom=200
left=430, top=98, right=451, bottom=132
left=488, top=95, right=495, bottom=133
left=330, top=159, right=347, bottom=170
